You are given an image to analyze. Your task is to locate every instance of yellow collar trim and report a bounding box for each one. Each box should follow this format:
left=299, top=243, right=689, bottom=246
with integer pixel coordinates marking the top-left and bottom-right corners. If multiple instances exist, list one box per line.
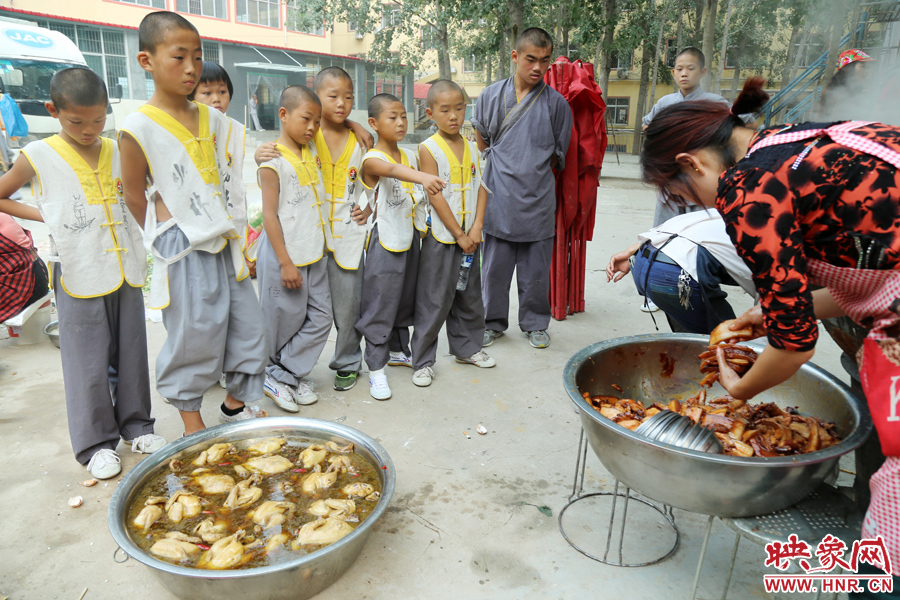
left=431, top=134, right=472, bottom=186
left=315, top=129, right=356, bottom=200
left=277, top=143, right=320, bottom=187
left=45, top=135, right=115, bottom=206
left=138, top=102, right=219, bottom=186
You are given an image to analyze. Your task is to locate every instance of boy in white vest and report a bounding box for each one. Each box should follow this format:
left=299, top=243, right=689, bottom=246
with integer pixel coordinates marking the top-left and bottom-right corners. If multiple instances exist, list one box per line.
left=311, top=67, right=368, bottom=392
left=256, top=85, right=331, bottom=411
left=0, top=68, right=165, bottom=479
left=411, top=80, right=495, bottom=387
left=353, top=94, right=445, bottom=400
left=119, top=12, right=268, bottom=435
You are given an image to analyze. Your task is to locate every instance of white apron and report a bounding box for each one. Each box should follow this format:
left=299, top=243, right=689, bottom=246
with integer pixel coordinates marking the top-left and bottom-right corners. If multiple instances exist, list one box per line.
left=419, top=135, right=482, bottom=244
left=22, top=136, right=146, bottom=297
left=362, top=148, right=426, bottom=252
left=119, top=102, right=244, bottom=309
left=314, top=129, right=367, bottom=269
left=257, top=143, right=326, bottom=266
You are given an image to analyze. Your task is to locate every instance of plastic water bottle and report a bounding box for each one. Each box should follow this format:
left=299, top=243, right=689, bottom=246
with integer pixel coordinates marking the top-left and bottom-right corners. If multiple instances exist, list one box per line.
left=457, top=253, right=475, bottom=291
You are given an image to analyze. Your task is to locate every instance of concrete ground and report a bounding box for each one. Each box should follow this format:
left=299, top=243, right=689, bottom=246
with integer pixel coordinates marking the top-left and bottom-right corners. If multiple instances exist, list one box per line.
left=0, top=144, right=853, bottom=600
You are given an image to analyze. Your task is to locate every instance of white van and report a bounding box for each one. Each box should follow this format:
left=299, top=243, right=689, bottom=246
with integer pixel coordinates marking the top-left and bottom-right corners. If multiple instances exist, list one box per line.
left=0, top=21, right=116, bottom=144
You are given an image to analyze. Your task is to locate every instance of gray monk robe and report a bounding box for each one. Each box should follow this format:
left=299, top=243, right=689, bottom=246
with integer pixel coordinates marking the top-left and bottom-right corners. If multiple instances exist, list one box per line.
left=471, top=77, right=572, bottom=333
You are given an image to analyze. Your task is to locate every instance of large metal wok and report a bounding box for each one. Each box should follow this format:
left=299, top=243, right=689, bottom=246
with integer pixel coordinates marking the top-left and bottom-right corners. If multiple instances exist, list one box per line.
left=563, top=334, right=872, bottom=517
left=108, top=417, right=395, bottom=600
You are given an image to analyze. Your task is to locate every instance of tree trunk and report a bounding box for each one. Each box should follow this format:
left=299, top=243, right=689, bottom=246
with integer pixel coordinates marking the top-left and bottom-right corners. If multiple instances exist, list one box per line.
left=650, top=0, right=669, bottom=106
left=486, top=54, right=493, bottom=85
left=437, top=18, right=452, bottom=80
left=781, top=23, right=800, bottom=89
left=692, top=0, right=704, bottom=45
left=822, top=1, right=847, bottom=86
left=674, top=0, right=684, bottom=91
left=596, top=0, right=617, bottom=96
left=712, top=0, right=733, bottom=94
left=701, top=0, right=718, bottom=90
left=508, top=0, right=525, bottom=55
left=729, top=32, right=743, bottom=100
left=632, top=37, right=653, bottom=155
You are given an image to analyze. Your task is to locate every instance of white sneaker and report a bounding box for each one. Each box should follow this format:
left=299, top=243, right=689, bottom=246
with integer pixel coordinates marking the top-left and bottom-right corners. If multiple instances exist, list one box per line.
left=369, top=369, right=392, bottom=400
left=218, top=403, right=267, bottom=423
left=218, top=374, right=227, bottom=389
left=455, top=350, right=496, bottom=368
left=264, top=375, right=300, bottom=413
left=412, top=366, right=434, bottom=387
left=87, top=448, right=121, bottom=479
left=387, top=351, right=413, bottom=368
left=641, top=298, right=660, bottom=312
left=294, top=380, right=319, bottom=405
left=127, top=434, right=167, bottom=454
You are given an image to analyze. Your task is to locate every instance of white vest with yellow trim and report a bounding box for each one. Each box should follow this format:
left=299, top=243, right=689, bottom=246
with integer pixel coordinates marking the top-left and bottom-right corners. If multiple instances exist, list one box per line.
left=119, top=102, right=244, bottom=309
left=22, top=136, right=146, bottom=298
left=223, top=116, right=248, bottom=249
left=314, top=130, right=367, bottom=269
left=259, top=143, right=326, bottom=267
left=362, top=148, right=426, bottom=252
left=419, top=135, right=483, bottom=244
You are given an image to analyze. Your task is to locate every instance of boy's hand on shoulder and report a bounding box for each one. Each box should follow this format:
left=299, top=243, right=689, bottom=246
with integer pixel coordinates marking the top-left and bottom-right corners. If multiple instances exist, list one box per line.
left=456, top=233, right=476, bottom=254
left=421, top=174, right=446, bottom=197
left=281, top=264, right=303, bottom=289
left=346, top=120, right=374, bottom=150
left=255, top=142, right=280, bottom=165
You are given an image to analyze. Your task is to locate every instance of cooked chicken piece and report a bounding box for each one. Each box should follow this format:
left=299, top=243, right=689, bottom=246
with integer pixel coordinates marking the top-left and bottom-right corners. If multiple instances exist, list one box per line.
left=250, top=501, right=296, bottom=529
left=244, top=455, right=293, bottom=475
left=197, top=530, right=248, bottom=569
left=145, top=496, right=167, bottom=506
left=264, top=533, right=290, bottom=553
left=645, top=407, right=661, bottom=418
left=308, top=499, right=356, bottom=518
left=195, top=473, right=235, bottom=495
left=165, top=492, right=202, bottom=523
left=192, top=443, right=234, bottom=467
left=224, top=474, right=263, bottom=510
left=342, top=482, right=375, bottom=498
left=292, top=518, right=353, bottom=547
left=233, top=464, right=250, bottom=478
left=327, top=455, right=354, bottom=473
left=599, top=406, right=621, bottom=420
left=193, top=518, right=229, bottom=543
left=168, top=459, right=183, bottom=472
left=133, top=505, right=163, bottom=531
left=618, top=419, right=641, bottom=431
left=298, top=445, right=327, bottom=469
left=709, top=320, right=754, bottom=345
left=165, top=531, right=202, bottom=544
left=326, top=441, right=354, bottom=453
left=192, top=451, right=209, bottom=467
left=301, top=467, right=337, bottom=494
left=248, top=437, right=287, bottom=455
left=149, top=538, right=201, bottom=561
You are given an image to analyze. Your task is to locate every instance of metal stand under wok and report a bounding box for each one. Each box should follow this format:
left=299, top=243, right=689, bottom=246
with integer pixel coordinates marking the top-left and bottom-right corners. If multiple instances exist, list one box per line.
left=557, top=428, right=680, bottom=567
left=690, top=484, right=864, bottom=600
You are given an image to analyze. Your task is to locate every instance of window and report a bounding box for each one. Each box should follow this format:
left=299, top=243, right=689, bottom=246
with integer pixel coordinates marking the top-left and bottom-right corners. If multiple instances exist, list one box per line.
left=286, top=0, right=325, bottom=35
left=368, top=64, right=402, bottom=98
left=110, top=0, right=166, bottom=7
left=237, top=0, right=280, bottom=28
left=463, top=55, right=478, bottom=73
left=614, top=50, right=633, bottom=71
left=177, top=0, right=228, bottom=19
left=607, top=97, right=629, bottom=126
left=34, top=20, right=131, bottom=99
left=202, top=41, right=220, bottom=64
left=144, top=70, right=155, bottom=97
left=794, top=34, right=826, bottom=68
left=348, top=21, right=358, bottom=32
left=382, top=3, right=401, bottom=28
left=422, top=26, right=439, bottom=50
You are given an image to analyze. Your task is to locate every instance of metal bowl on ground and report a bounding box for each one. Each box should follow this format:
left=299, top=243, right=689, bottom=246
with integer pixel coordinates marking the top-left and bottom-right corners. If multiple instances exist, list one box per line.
left=108, top=417, right=395, bottom=600
left=563, top=334, right=872, bottom=518
left=43, top=320, right=59, bottom=348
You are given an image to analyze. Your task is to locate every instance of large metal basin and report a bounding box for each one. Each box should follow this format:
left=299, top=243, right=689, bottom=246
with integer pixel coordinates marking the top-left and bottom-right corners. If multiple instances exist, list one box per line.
left=108, top=417, right=395, bottom=600
left=563, top=334, right=872, bottom=517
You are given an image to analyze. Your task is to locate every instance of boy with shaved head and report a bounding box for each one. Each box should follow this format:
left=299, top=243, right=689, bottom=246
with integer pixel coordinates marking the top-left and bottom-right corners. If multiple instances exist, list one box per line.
left=255, top=85, right=333, bottom=411
left=119, top=11, right=268, bottom=435
left=472, top=27, right=572, bottom=350
left=311, top=67, right=369, bottom=392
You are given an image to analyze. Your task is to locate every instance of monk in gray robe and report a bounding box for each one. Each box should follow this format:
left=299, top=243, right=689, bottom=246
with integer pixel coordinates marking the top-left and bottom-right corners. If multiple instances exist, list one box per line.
left=471, top=27, right=572, bottom=349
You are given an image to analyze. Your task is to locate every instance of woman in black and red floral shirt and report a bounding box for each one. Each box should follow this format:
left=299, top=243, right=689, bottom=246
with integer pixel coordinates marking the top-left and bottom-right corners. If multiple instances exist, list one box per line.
left=641, top=76, right=900, bottom=583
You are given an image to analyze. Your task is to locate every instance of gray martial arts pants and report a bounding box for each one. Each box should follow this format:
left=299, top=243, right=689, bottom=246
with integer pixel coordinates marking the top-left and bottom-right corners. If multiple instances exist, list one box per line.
left=53, top=265, right=155, bottom=464
left=326, top=252, right=364, bottom=373
left=482, top=233, right=554, bottom=333
left=411, top=235, right=485, bottom=369
left=154, top=226, right=267, bottom=412
left=355, top=225, right=418, bottom=371
left=257, top=232, right=333, bottom=385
